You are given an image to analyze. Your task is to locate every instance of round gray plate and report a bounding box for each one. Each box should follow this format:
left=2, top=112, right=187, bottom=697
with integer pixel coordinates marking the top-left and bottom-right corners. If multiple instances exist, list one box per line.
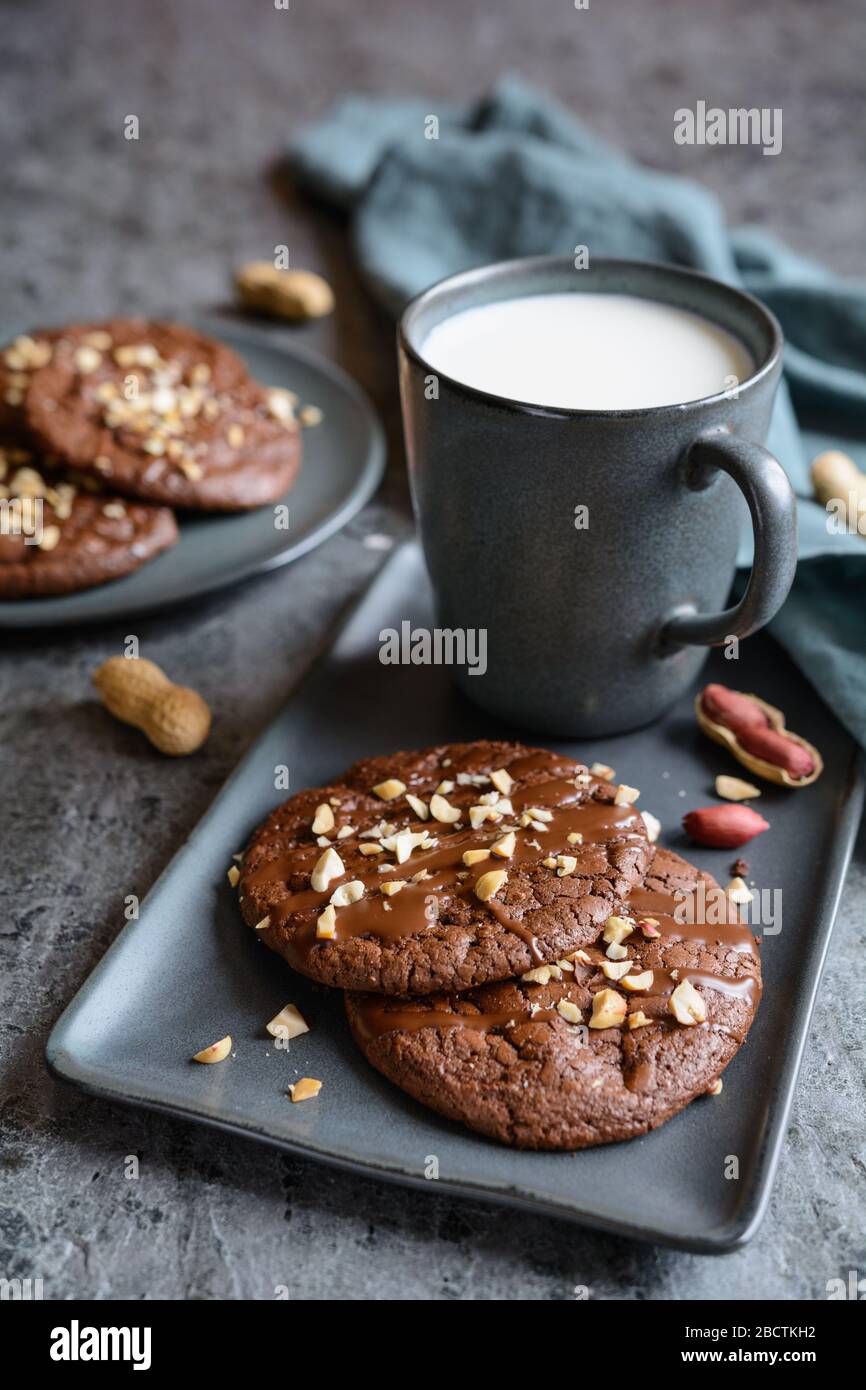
left=0, top=317, right=386, bottom=627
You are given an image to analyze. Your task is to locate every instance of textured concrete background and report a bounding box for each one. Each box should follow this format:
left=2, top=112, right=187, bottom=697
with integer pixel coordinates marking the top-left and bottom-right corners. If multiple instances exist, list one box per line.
left=1, top=0, right=864, bottom=1300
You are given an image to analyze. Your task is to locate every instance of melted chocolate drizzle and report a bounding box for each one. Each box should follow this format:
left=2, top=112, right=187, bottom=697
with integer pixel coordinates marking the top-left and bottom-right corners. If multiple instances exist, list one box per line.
left=247, top=752, right=760, bottom=1057
left=351, top=879, right=760, bottom=1044
left=247, top=772, right=648, bottom=970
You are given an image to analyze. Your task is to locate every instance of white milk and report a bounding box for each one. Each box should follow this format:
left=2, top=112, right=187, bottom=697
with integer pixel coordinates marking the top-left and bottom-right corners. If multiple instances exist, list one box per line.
left=420, top=292, right=754, bottom=410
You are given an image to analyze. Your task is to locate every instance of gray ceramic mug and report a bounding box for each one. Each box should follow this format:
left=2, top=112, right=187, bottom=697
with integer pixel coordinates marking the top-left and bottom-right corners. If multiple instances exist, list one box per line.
left=397, top=256, right=797, bottom=736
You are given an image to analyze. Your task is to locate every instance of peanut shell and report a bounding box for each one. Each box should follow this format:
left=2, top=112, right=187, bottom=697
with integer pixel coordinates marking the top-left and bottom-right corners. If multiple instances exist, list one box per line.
left=695, top=691, right=822, bottom=788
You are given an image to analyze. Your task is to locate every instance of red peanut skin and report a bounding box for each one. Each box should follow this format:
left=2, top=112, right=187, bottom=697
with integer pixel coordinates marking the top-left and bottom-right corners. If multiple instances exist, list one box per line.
left=735, top=724, right=816, bottom=779
left=683, top=805, right=770, bottom=849
left=701, top=683, right=769, bottom=731
left=701, top=683, right=816, bottom=779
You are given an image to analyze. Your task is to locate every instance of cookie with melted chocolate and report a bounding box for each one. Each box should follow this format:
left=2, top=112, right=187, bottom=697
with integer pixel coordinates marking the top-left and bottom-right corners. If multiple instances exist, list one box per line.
left=18, top=320, right=301, bottom=511
left=345, top=846, right=762, bottom=1149
left=239, top=740, right=653, bottom=995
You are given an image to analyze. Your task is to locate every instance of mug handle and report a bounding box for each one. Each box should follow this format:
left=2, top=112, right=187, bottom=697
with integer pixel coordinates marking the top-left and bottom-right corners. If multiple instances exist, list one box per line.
left=659, top=432, right=798, bottom=651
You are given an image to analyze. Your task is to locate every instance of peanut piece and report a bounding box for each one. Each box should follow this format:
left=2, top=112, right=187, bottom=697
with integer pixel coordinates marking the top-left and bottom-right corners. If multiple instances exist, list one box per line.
left=621, top=970, right=654, bottom=992
left=474, top=868, right=507, bottom=902
left=670, top=978, right=707, bottom=1025
left=462, top=848, right=489, bottom=866
left=267, top=388, right=297, bottom=424
left=92, top=656, right=211, bottom=756
left=266, top=1005, right=309, bottom=1041
left=521, top=965, right=552, bottom=984
left=430, top=793, right=460, bottom=823
left=601, top=960, right=632, bottom=981
left=192, top=1036, right=231, bottom=1064
left=316, top=905, right=337, bottom=939
left=312, top=803, right=335, bottom=834
left=74, top=345, right=102, bottom=373
left=726, top=876, right=754, bottom=905
left=311, top=847, right=344, bottom=893
left=589, top=762, right=615, bottom=781
left=556, top=1000, right=583, bottom=1023
left=372, top=778, right=406, bottom=801
left=38, top=525, right=61, bottom=552
left=289, top=1077, right=322, bottom=1102
left=715, top=775, right=761, bottom=802
left=381, top=829, right=428, bottom=863
left=603, top=914, right=635, bottom=945
left=589, top=989, right=627, bottom=1029
left=329, top=880, right=364, bottom=907
left=628, top=1011, right=652, bottom=1031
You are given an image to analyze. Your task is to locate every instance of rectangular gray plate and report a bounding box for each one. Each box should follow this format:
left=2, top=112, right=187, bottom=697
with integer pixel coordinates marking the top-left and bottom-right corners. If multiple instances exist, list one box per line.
left=46, top=543, right=864, bottom=1252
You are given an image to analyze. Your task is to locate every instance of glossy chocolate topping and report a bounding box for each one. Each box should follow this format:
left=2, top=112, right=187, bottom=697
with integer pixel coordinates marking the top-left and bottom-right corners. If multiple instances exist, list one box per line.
left=350, top=872, right=760, bottom=1044
left=245, top=774, right=647, bottom=968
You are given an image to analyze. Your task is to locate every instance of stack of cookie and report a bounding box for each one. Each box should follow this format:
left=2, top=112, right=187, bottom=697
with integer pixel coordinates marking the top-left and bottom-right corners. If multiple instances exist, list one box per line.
left=0, top=320, right=303, bottom=598
left=239, top=741, right=762, bottom=1150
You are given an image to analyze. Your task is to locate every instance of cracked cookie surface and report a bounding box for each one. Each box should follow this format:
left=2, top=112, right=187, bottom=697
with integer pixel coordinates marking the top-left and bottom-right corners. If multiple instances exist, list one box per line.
left=345, top=846, right=762, bottom=1149
left=18, top=320, right=301, bottom=511
left=0, top=444, right=177, bottom=597
left=239, top=740, right=653, bottom=995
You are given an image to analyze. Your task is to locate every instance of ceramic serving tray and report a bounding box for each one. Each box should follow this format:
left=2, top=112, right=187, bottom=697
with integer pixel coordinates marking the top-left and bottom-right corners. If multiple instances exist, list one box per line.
left=46, top=543, right=864, bottom=1251
left=0, top=318, right=385, bottom=628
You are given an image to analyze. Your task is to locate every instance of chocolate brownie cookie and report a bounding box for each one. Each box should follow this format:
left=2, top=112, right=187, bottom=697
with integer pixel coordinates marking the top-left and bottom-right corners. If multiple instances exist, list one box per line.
left=0, top=445, right=177, bottom=597
left=239, top=741, right=653, bottom=995
left=1, top=330, right=63, bottom=443
left=19, top=320, right=301, bottom=511
left=345, top=846, right=761, bottom=1149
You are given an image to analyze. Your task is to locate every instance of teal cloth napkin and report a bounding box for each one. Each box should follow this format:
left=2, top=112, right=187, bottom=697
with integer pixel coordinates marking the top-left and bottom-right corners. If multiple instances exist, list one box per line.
left=291, top=76, right=866, bottom=749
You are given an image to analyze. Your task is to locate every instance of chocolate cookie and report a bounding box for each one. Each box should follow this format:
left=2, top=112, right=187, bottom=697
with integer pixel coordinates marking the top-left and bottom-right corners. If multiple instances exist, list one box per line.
left=1, top=330, right=62, bottom=443
left=239, top=740, right=653, bottom=995
left=18, top=320, right=301, bottom=511
left=0, top=445, right=177, bottom=597
left=345, top=846, right=761, bottom=1149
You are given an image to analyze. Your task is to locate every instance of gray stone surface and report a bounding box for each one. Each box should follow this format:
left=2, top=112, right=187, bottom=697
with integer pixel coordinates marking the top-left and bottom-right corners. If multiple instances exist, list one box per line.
left=1, top=0, right=864, bottom=1301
